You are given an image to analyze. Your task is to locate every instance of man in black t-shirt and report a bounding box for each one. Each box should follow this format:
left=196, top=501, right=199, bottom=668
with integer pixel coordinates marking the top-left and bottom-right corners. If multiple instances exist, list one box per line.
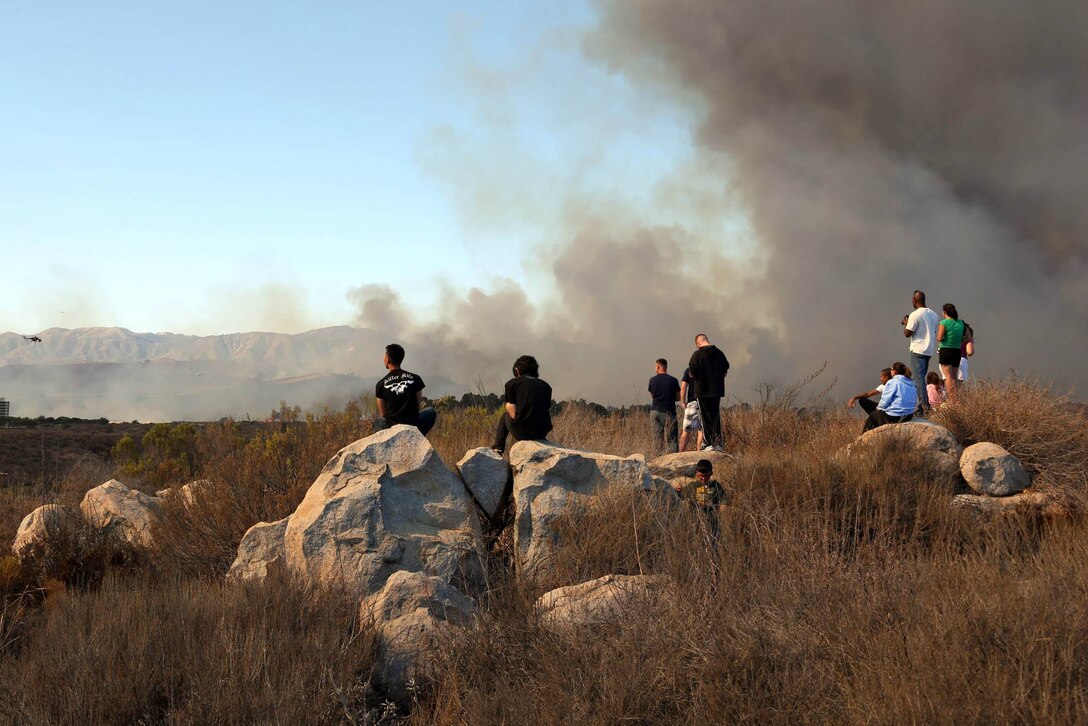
left=491, top=354, right=552, bottom=455
left=374, top=343, right=437, bottom=435
left=647, top=358, right=680, bottom=454
left=688, top=333, right=730, bottom=451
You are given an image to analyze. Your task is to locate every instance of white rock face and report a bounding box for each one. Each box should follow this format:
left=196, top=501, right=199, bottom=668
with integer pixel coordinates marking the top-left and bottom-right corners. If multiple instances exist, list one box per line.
left=157, top=479, right=211, bottom=504
left=456, top=447, right=510, bottom=520
left=12, top=504, right=77, bottom=562
left=227, top=517, right=290, bottom=581
left=361, top=570, right=476, bottom=704
left=846, top=421, right=963, bottom=482
left=960, top=442, right=1030, bottom=496
left=283, top=426, right=483, bottom=598
left=80, top=480, right=163, bottom=548
left=509, top=440, right=652, bottom=577
left=536, top=574, right=672, bottom=630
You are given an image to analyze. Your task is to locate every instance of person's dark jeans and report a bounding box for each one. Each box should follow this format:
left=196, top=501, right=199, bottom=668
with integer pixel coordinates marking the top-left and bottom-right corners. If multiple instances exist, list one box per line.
left=650, top=410, right=679, bottom=454
left=858, top=397, right=878, bottom=416
left=374, top=407, right=437, bottom=436
left=698, top=397, right=723, bottom=449
left=862, top=410, right=913, bottom=432
left=910, top=352, right=930, bottom=413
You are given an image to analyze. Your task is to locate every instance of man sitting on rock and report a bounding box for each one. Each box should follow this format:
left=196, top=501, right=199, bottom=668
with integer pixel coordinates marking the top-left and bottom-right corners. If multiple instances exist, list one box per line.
left=374, top=343, right=437, bottom=435
left=492, top=354, right=553, bottom=455
left=861, top=361, right=917, bottom=432
left=846, top=367, right=892, bottom=419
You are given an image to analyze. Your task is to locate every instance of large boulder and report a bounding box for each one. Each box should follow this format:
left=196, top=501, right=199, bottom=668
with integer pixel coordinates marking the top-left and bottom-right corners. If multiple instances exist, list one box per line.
left=845, top=420, right=963, bottom=482
left=361, top=570, right=476, bottom=704
left=960, top=443, right=1030, bottom=496
left=509, top=440, right=652, bottom=577
left=536, top=574, right=672, bottom=631
left=456, top=447, right=510, bottom=521
left=12, top=504, right=77, bottom=562
left=80, top=480, right=163, bottom=548
left=227, top=517, right=290, bottom=582
left=283, top=425, right=483, bottom=598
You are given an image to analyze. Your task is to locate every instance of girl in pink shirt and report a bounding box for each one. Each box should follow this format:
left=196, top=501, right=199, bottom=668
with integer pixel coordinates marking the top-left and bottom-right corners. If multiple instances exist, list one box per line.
left=926, top=372, right=946, bottom=408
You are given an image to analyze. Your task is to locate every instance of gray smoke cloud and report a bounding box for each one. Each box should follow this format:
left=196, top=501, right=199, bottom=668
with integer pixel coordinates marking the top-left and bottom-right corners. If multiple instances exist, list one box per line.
left=353, top=1, right=1087, bottom=404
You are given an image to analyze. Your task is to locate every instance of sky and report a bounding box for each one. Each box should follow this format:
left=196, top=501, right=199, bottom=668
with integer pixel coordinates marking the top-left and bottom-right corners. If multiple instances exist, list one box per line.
left=0, top=1, right=704, bottom=336
left=3, top=1, right=1084, bottom=407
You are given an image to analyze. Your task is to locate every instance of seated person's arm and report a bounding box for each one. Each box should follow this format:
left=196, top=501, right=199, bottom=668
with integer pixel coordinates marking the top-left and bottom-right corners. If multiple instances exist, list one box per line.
left=416, top=391, right=424, bottom=409
left=505, top=402, right=517, bottom=419
left=847, top=388, right=880, bottom=407
left=376, top=398, right=385, bottom=416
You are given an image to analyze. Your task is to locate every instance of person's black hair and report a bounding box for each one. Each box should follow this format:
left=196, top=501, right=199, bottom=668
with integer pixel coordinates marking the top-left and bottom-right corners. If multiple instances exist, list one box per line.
left=880, top=367, right=893, bottom=379
left=513, top=354, right=539, bottom=378
left=695, top=459, right=713, bottom=474
left=695, top=333, right=708, bottom=343
left=656, top=358, right=668, bottom=368
left=914, top=289, right=926, bottom=305
left=385, top=343, right=405, bottom=367
left=943, top=303, right=959, bottom=320
left=891, top=361, right=909, bottom=376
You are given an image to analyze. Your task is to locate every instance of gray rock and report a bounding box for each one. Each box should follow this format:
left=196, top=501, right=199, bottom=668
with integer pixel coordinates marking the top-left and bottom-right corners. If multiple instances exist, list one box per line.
left=648, top=450, right=732, bottom=480
left=960, top=442, right=1030, bottom=496
left=844, top=420, right=963, bottom=482
left=12, top=504, right=77, bottom=562
left=227, top=517, right=290, bottom=582
left=456, top=447, right=510, bottom=520
left=80, top=480, right=163, bottom=548
left=509, top=440, right=652, bottom=577
left=361, top=570, right=476, bottom=704
left=282, top=425, right=483, bottom=598
left=536, top=574, right=672, bottom=630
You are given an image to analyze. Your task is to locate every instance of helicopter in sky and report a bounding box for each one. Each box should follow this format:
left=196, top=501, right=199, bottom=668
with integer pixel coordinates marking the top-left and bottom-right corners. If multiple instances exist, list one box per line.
left=21, top=335, right=42, bottom=343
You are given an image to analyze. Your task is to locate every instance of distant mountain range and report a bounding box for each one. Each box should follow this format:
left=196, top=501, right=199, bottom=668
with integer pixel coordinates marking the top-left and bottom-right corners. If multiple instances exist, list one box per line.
left=0, top=327, right=465, bottom=421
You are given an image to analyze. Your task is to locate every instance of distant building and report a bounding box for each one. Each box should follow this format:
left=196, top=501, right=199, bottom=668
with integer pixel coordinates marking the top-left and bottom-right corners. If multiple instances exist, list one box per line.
left=0, top=398, right=8, bottom=418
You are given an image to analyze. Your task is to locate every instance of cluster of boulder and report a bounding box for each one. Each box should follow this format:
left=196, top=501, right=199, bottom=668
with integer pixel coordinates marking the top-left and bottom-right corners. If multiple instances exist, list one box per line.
left=845, top=419, right=1047, bottom=513
left=10, top=419, right=1050, bottom=701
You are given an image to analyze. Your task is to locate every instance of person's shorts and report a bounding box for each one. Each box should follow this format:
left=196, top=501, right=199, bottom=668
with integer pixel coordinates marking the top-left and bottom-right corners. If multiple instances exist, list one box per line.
left=938, top=347, right=962, bottom=367
left=682, top=401, right=702, bottom=431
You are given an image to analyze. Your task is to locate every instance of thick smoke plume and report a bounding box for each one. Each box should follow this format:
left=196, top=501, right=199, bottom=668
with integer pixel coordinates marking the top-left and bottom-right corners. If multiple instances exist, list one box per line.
left=355, top=1, right=1087, bottom=404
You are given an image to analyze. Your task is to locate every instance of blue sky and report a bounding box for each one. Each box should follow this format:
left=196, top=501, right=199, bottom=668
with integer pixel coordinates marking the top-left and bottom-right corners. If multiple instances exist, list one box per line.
left=0, top=1, right=707, bottom=336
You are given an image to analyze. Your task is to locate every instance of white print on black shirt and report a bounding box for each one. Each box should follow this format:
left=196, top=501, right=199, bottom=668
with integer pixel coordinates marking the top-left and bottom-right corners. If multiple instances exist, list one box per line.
left=385, top=378, right=414, bottom=395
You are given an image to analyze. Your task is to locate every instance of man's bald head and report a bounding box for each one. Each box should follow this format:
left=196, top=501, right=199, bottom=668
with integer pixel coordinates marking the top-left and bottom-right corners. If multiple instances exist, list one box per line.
left=912, top=290, right=926, bottom=308
left=695, top=333, right=710, bottom=347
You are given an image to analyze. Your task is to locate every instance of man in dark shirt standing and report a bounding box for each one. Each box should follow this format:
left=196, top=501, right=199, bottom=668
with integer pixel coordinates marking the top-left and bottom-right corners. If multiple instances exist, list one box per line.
left=647, top=358, right=680, bottom=454
left=688, top=333, right=730, bottom=452
left=374, top=343, right=437, bottom=435
left=492, top=354, right=552, bottom=455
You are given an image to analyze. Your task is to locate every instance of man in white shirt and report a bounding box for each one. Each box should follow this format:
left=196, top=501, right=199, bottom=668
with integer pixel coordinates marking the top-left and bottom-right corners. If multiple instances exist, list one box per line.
left=901, top=290, right=939, bottom=414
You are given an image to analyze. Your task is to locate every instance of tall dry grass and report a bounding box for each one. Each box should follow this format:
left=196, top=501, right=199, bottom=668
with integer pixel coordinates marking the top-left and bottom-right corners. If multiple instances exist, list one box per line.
left=0, top=376, right=1084, bottom=723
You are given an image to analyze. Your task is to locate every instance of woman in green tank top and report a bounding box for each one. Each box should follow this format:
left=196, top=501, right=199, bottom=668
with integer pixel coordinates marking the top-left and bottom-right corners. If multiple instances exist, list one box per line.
left=937, top=303, right=965, bottom=402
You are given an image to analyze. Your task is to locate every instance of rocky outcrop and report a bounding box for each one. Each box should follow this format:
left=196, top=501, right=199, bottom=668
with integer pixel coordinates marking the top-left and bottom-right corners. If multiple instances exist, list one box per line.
left=456, top=447, right=510, bottom=521
left=509, top=441, right=652, bottom=577
left=12, top=504, right=77, bottom=562
left=282, top=426, right=483, bottom=598
left=845, top=420, right=963, bottom=482
left=227, top=517, right=290, bottom=582
left=361, top=570, right=476, bottom=704
left=80, top=480, right=163, bottom=548
left=536, top=574, right=672, bottom=630
left=960, top=443, right=1030, bottom=496
left=156, top=479, right=210, bottom=504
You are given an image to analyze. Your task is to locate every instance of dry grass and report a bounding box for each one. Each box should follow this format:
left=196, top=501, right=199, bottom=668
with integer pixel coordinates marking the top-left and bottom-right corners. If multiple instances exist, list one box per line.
left=0, top=574, right=380, bottom=725
left=0, top=376, right=1084, bottom=723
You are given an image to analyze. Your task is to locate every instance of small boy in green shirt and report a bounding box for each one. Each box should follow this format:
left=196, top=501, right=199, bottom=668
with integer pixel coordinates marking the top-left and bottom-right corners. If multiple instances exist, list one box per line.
left=675, top=459, right=728, bottom=514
